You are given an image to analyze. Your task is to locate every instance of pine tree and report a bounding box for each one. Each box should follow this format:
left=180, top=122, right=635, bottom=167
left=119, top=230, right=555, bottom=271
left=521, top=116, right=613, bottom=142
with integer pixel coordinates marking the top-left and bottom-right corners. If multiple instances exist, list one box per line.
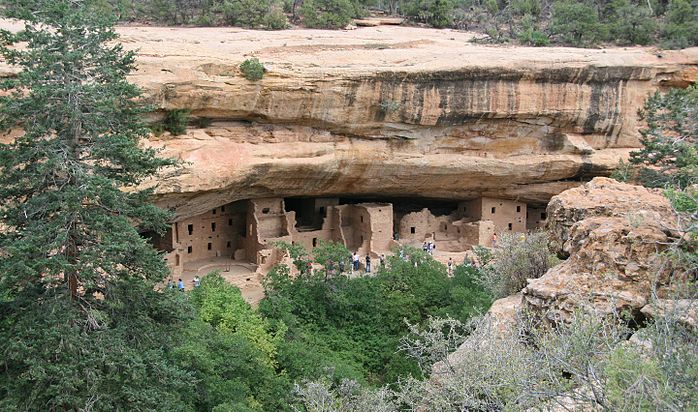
left=630, top=83, right=698, bottom=188
left=0, top=0, right=192, bottom=409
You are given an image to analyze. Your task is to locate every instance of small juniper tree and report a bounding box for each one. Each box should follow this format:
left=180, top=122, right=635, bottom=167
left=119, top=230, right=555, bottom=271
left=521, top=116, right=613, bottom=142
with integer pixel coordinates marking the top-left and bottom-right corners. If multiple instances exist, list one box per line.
left=0, top=0, right=191, bottom=409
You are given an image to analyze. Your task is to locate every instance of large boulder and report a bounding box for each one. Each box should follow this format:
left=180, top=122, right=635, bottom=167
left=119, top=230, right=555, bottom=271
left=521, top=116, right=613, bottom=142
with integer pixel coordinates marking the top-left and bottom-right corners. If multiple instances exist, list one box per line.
left=523, top=177, right=678, bottom=322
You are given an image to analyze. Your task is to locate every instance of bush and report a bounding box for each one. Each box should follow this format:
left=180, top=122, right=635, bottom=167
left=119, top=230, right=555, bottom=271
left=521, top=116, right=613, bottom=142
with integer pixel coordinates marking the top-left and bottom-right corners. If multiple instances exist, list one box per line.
left=551, top=0, right=607, bottom=47
left=219, top=0, right=261, bottom=27
left=264, top=7, right=289, bottom=29
left=299, top=0, right=355, bottom=29
left=404, top=0, right=455, bottom=28
left=517, top=14, right=550, bottom=46
left=477, top=231, right=556, bottom=299
left=661, top=0, right=698, bottom=49
left=239, top=57, right=265, bottom=81
left=219, top=0, right=288, bottom=28
left=163, top=109, right=189, bottom=135
left=607, top=0, right=657, bottom=45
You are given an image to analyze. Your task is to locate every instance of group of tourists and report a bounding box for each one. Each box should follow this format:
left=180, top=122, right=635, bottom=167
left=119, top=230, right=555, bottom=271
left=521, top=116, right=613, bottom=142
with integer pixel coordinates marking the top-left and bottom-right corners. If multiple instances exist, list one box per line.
left=167, top=275, right=201, bottom=291
left=422, top=241, right=436, bottom=255
left=351, top=252, right=387, bottom=274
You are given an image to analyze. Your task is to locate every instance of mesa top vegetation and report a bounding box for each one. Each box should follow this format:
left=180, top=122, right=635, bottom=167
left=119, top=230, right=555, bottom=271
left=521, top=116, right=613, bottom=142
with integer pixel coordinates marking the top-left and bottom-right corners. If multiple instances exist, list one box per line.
left=106, top=0, right=698, bottom=48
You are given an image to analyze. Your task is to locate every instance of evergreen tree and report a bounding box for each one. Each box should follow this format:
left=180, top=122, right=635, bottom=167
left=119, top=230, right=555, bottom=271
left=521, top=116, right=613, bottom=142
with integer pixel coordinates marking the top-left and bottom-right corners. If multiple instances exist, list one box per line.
left=630, top=83, right=698, bottom=188
left=0, top=0, right=192, bottom=409
left=607, top=0, right=657, bottom=45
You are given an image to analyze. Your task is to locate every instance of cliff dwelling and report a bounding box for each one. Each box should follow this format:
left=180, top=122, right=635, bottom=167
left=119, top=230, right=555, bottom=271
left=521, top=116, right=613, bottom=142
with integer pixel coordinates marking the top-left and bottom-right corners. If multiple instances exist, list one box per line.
left=153, top=196, right=547, bottom=291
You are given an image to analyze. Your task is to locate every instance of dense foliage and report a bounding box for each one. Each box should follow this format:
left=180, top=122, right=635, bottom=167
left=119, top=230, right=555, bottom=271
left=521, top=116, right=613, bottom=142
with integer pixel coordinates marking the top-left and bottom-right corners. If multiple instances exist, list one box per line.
left=101, top=0, right=698, bottom=48
left=174, top=275, right=292, bottom=411
left=259, top=245, right=492, bottom=386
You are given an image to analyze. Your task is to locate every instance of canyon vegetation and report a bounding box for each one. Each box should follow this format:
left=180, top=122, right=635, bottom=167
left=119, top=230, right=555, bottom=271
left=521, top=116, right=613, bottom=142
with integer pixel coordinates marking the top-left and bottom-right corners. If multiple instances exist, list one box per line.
left=0, top=0, right=697, bottom=410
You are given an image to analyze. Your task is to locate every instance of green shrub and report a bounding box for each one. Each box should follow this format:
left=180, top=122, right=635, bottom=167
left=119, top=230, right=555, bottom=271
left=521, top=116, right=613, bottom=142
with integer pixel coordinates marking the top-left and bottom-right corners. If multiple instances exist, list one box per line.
left=517, top=14, right=550, bottom=46
left=219, top=0, right=267, bottom=27
left=661, top=0, right=698, bottom=49
left=607, top=0, right=657, bottom=45
left=264, top=7, right=289, bottom=29
left=299, top=0, right=355, bottom=29
left=239, top=58, right=265, bottom=81
left=404, top=0, right=455, bottom=28
left=551, top=0, right=607, bottom=47
left=162, top=109, right=189, bottom=135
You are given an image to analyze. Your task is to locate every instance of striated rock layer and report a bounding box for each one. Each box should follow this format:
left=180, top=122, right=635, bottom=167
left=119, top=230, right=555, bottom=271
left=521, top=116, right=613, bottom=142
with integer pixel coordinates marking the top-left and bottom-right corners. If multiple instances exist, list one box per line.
left=2, top=21, right=697, bottom=217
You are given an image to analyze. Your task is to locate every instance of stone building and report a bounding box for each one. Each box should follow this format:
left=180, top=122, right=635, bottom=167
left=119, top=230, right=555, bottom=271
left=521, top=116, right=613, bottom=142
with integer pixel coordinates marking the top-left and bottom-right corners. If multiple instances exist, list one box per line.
left=160, top=197, right=398, bottom=276
left=460, top=197, right=527, bottom=233
left=157, top=196, right=542, bottom=278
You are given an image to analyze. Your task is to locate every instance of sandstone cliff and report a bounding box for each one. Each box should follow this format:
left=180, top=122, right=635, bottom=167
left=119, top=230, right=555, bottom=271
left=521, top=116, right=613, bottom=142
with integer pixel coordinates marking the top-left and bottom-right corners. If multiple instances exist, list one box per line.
left=1, top=21, right=697, bottom=218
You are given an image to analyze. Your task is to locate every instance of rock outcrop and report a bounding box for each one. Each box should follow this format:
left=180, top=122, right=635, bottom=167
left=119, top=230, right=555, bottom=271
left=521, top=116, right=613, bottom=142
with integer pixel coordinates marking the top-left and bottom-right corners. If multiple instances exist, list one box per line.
left=1, top=21, right=697, bottom=218
left=523, top=177, right=678, bottom=321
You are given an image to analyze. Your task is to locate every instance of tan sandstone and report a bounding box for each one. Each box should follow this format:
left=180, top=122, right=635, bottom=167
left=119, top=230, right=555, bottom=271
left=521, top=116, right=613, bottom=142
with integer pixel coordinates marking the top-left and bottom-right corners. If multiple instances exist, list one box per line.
left=1, top=21, right=697, bottom=219
left=523, top=177, right=678, bottom=321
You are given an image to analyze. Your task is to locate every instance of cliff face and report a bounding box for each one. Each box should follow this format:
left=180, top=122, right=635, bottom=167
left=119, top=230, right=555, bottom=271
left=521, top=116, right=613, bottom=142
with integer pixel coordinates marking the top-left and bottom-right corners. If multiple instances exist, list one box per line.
left=3, top=21, right=696, bottom=218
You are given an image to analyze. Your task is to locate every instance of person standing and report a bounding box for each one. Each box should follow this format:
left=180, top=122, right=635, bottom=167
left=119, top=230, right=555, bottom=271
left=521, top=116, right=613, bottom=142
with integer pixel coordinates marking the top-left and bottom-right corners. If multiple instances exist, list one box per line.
left=447, top=257, right=453, bottom=276
left=365, top=255, right=371, bottom=274
left=379, top=254, right=385, bottom=269
left=193, top=275, right=201, bottom=288
left=177, top=278, right=185, bottom=291
left=352, top=252, right=360, bottom=272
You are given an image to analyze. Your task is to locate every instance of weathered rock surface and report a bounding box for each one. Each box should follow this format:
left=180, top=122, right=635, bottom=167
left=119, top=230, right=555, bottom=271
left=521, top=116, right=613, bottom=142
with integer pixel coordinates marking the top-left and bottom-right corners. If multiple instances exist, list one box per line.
left=1, top=21, right=697, bottom=218
left=523, top=177, right=678, bottom=321
left=641, top=299, right=697, bottom=329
